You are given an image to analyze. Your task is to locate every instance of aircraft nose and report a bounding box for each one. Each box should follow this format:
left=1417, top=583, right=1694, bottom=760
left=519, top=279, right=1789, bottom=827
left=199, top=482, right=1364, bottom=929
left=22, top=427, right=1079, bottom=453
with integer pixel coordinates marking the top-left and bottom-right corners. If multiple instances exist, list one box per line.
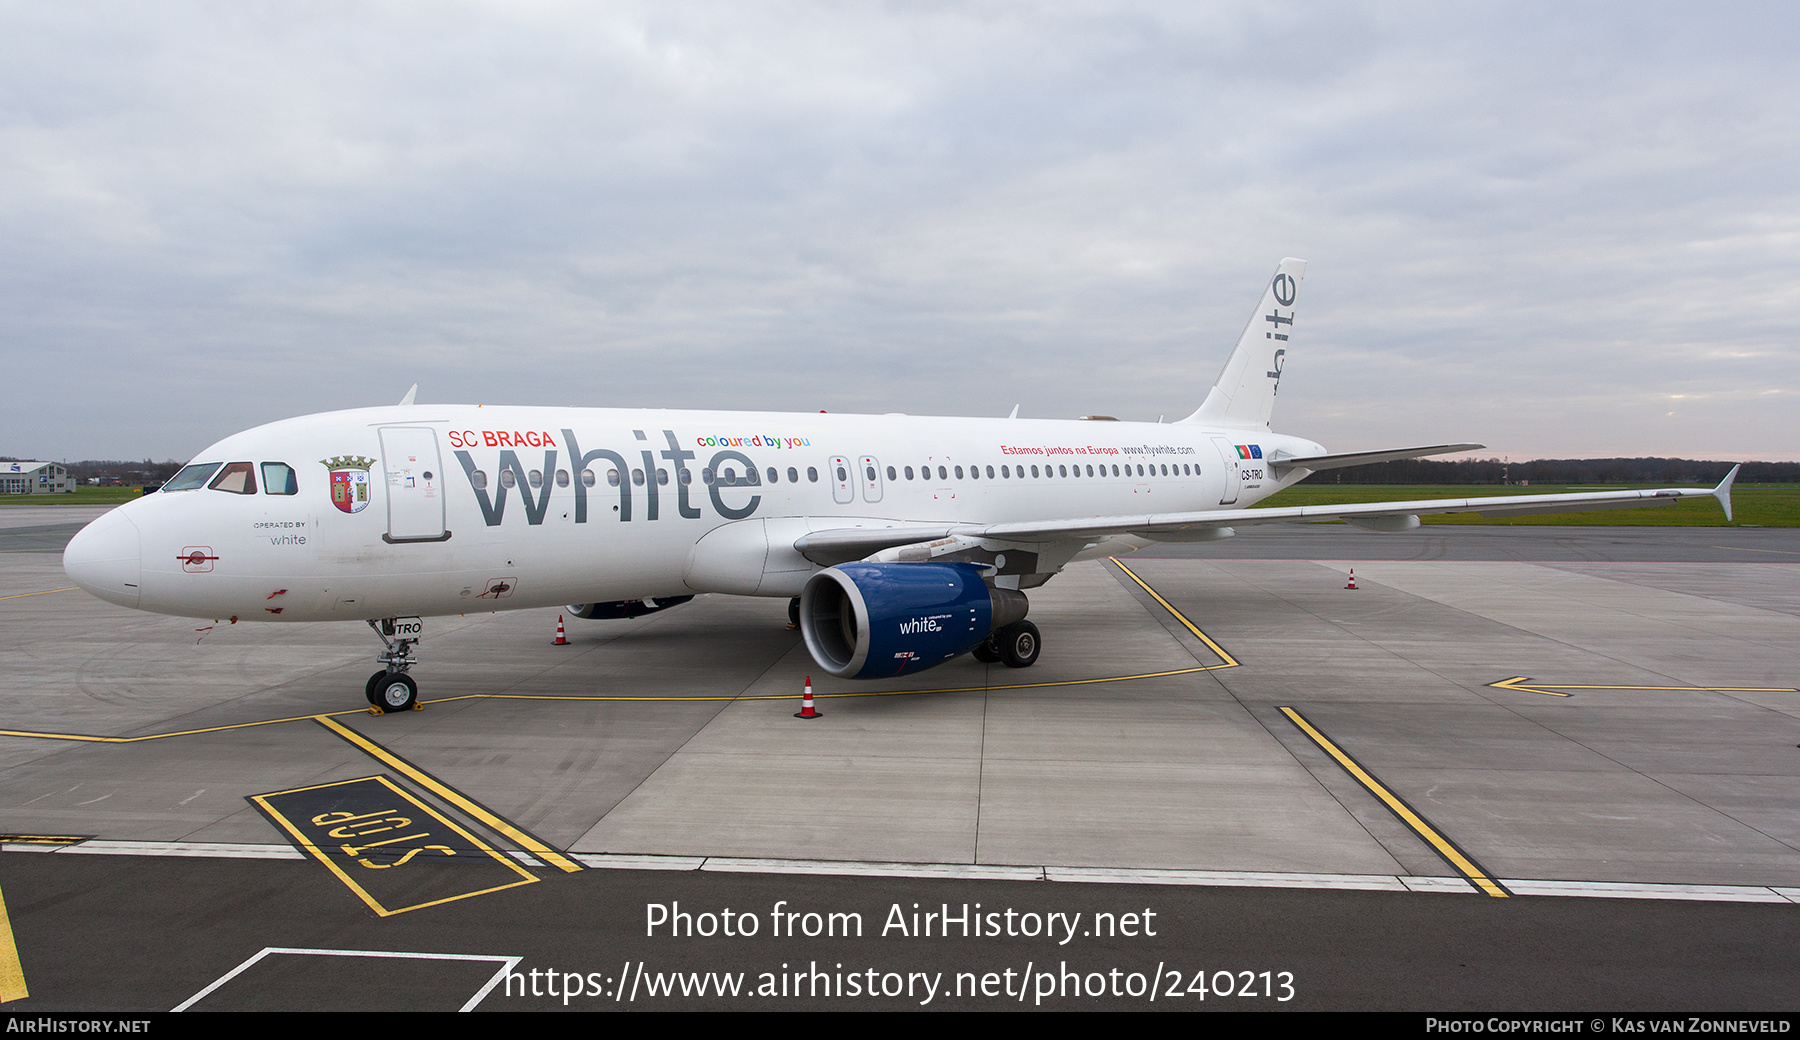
left=63, top=508, right=141, bottom=609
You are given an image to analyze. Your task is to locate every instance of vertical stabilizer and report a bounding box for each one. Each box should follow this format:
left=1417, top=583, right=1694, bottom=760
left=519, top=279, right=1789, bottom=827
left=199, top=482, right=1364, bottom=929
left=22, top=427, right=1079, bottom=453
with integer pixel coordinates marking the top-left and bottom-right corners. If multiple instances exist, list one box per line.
left=1179, top=258, right=1306, bottom=429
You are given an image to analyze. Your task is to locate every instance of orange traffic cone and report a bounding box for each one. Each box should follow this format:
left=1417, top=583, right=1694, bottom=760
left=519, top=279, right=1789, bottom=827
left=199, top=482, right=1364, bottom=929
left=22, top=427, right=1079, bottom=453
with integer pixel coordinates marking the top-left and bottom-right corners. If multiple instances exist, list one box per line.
left=1345, top=569, right=1358, bottom=590
left=795, top=676, right=821, bottom=719
left=554, top=614, right=570, bottom=645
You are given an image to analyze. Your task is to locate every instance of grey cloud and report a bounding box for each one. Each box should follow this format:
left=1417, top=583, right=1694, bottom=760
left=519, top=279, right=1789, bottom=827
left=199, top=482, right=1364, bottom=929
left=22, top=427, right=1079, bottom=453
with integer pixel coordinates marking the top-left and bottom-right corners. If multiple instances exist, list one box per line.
left=0, top=2, right=1794, bottom=461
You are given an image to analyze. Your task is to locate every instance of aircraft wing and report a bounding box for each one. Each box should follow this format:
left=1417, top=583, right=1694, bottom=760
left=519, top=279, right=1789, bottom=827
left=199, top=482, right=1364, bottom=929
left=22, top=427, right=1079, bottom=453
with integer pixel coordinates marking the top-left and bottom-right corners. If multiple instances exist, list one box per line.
left=793, top=466, right=1739, bottom=562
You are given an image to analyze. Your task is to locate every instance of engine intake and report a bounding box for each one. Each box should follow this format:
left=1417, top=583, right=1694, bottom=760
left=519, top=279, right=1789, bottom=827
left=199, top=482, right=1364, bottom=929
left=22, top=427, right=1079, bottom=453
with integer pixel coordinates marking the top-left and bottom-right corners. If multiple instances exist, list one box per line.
left=799, top=562, right=1028, bottom=679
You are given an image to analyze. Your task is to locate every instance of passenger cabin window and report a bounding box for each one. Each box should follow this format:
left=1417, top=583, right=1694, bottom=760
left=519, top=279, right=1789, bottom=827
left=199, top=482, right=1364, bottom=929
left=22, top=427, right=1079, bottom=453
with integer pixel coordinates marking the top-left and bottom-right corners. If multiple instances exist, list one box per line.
left=807, top=467, right=818, bottom=482
left=500, top=469, right=517, bottom=489
left=581, top=469, right=595, bottom=487
left=555, top=469, right=570, bottom=487
left=209, top=462, right=257, bottom=495
left=473, top=470, right=489, bottom=489
left=787, top=467, right=799, bottom=483
left=164, top=462, right=221, bottom=491
left=261, top=463, right=298, bottom=495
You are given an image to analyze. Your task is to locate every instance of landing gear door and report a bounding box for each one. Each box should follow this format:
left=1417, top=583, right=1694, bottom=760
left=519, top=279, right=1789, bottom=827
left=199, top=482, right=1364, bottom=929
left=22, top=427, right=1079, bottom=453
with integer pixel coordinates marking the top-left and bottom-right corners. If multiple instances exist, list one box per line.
left=378, top=427, right=449, bottom=542
left=1211, top=437, right=1243, bottom=506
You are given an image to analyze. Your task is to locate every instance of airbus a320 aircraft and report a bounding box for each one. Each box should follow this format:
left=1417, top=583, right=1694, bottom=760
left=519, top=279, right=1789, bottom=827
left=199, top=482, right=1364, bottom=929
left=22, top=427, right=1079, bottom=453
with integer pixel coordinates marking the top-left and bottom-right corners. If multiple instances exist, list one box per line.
left=63, top=259, right=1739, bottom=713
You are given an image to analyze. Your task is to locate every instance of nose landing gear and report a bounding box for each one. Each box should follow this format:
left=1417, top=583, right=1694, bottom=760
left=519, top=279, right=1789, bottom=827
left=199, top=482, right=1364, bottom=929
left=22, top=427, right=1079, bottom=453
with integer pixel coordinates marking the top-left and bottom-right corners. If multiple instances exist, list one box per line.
left=365, top=618, right=423, bottom=714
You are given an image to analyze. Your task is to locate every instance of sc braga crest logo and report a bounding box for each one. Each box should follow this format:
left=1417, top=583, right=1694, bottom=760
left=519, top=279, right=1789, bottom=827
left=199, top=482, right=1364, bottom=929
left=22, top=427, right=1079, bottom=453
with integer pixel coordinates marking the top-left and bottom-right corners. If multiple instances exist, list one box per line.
left=321, top=455, right=376, bottom=514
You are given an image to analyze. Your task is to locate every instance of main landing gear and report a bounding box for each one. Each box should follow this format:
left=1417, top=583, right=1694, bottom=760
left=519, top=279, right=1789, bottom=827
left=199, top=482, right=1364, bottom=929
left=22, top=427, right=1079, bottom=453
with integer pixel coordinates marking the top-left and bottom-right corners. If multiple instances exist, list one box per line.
left=972, top=620, right=1041, bottom=669
left=365, top=618, right=422, bottom=714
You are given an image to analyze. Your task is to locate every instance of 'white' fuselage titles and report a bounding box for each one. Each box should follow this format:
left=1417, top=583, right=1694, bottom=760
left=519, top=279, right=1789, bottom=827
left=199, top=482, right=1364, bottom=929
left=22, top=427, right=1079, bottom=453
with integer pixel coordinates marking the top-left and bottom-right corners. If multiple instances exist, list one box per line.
left=72, top=406, right=1318, bottom=623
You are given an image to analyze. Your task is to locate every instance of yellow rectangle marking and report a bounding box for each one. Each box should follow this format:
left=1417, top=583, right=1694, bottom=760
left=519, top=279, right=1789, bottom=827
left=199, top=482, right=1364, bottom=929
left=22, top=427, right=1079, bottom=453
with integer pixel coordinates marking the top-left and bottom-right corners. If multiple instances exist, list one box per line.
left=0, top=883, right=28, bottom=1002
left=1110, top=558, right=1240, bottom=668
left=314, top=716, right=582, bottom=874
left=1279, top=706, right=1509, bottom=898
left=250, top=775, right=537, bottom=917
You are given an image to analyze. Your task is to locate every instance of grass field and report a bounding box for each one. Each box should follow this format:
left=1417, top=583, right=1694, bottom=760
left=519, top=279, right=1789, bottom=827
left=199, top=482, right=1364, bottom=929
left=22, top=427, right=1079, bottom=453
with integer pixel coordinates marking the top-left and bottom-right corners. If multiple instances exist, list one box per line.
left=0, top=487, right=151, bottom=506
left=1256, top=484, right=1800, bottom=527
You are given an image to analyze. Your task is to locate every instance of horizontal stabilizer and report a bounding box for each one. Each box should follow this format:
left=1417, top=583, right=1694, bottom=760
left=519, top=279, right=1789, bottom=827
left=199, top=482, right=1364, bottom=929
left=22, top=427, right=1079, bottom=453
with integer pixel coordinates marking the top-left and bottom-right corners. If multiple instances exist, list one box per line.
left=1269, top=443, right=1484, bottom=476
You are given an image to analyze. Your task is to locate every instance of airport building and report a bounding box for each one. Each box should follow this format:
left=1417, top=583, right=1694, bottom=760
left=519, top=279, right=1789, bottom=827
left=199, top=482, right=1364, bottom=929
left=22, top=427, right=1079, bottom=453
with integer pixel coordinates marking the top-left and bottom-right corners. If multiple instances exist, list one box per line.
left=0, top=460, right=74, bottom=494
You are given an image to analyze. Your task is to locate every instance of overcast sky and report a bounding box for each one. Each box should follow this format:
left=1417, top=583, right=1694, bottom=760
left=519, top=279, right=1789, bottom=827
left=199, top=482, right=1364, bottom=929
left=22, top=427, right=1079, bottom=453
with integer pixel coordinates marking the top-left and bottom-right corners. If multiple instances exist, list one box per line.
left=2, top=2, right=1795, bottom=463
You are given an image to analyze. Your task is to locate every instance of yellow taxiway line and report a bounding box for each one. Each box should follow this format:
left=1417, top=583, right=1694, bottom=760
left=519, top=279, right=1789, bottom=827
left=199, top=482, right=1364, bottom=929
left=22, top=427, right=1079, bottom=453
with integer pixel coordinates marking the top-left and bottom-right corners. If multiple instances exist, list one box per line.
left=1489, top=676, right=1799, bottom=698
left=1279, top=706, right=1509, bottom=898
left=0, top=587, right=76, bottom=602
left=0, top=882, right=26, bottom=1002
left=1109, top=558, right=1241, bottom=668
left=314, top=716, right=583, bottom=874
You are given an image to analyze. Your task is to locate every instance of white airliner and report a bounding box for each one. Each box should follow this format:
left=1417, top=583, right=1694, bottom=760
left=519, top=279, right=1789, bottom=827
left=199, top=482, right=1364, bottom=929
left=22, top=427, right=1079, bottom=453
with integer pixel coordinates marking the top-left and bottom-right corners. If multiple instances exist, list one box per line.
left=63, top=259, right=1738, bottom=712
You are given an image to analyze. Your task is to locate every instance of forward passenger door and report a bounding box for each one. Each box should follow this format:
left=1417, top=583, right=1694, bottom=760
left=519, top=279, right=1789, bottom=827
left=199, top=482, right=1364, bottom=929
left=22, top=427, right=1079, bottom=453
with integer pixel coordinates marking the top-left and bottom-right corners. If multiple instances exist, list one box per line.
left=378, top=427, right=449, bottom=541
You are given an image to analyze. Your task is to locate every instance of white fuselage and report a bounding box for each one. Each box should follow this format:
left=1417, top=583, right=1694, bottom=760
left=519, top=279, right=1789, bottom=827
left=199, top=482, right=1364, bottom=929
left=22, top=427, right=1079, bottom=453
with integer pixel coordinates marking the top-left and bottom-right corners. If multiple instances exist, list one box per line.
left=63, top=405, right=1321, bottom=623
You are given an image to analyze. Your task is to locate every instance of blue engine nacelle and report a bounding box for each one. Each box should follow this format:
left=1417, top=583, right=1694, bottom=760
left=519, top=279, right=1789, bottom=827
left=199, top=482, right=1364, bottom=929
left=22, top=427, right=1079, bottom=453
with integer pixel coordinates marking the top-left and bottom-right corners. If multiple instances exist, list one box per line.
left=566, top=596, right=694, bottom=620
left=799, top=562, right=1028, bottom=679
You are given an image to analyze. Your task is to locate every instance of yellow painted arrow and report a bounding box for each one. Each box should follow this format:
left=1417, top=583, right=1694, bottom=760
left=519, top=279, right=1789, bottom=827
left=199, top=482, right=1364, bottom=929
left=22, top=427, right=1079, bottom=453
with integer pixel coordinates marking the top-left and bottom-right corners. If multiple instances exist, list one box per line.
left=1489, top=676, right=1799, bottom=698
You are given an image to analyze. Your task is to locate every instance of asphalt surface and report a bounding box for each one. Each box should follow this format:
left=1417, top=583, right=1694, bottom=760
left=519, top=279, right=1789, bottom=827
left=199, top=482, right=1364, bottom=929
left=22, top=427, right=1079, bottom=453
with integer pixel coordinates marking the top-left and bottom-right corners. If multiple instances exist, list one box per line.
left=4, top=854, right=1797, bottom=1011
left=1, top=513, right=1795, bottom=1012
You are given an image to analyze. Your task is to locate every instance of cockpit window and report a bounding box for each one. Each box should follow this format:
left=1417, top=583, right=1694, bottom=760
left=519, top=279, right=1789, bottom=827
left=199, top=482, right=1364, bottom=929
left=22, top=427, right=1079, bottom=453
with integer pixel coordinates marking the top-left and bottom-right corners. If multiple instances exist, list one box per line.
left=261, top=463, right=298, bottom=495
left=209, top=462, right=257, bottom=495
left=163, top=462, right=222, bottom=491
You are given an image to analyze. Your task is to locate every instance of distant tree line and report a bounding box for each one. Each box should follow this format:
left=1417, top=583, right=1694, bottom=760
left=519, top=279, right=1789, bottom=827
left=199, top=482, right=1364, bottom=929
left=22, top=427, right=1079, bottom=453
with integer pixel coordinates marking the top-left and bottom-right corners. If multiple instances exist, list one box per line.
left=1300, top=457, right=1800, bottom=485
